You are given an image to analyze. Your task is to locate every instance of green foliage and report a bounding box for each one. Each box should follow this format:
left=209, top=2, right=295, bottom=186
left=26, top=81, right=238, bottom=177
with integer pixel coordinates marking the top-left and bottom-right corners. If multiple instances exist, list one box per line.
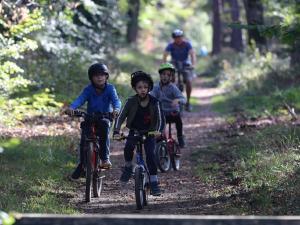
left=194, top=125, right=300, bottom=214
left=229, top=1, right=300, bottom=47
left=0, top=136, right=77, bottom=213
left=17, top=0, right=126, bottom=105
left=138, top=0, right=212, bottom=52
left=0, top=8, right=63, bottom=125
left=0, top=211, right=15, bottom=225
left=210, top=49, right=300, bottom=118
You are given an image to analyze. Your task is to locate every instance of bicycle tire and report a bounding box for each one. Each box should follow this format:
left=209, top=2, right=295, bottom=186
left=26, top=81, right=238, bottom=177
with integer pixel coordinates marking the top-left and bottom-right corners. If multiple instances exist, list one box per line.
left=134, top=166, right=145, bottom=209
left=170, top=143, right=181, bottom=171
left=92, top=149, right=102, bottom=198
left=143, top=172, right=149, bottom=206
left=85, top=142, right=93, bottom=202
left=177, top=72, right=184, bottom=92
left=92, top=172, right=103, bottom=197
left=155, top=141, right=170, bottom=172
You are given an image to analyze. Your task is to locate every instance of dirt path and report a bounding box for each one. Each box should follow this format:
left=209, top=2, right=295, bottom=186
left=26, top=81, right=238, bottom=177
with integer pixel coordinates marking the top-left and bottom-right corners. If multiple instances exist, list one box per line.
left=73, top=77, right=229, bottom=214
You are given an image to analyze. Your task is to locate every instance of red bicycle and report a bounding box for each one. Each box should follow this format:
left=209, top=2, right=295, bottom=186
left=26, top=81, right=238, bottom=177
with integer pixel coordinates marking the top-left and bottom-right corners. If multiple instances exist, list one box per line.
left=68, top=110, right=112, bottom=202
left=155, top=119, right=181, bottom=172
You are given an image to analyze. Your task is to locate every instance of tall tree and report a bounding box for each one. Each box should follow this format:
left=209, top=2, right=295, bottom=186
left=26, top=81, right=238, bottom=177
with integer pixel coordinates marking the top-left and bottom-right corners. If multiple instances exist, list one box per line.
left=290, top=1, right=300, bottom=67
left=212, top=0, right=222, bottom=55
left=126, top=0, right=140, bottom=43
left=229, top=0, right=243, bottom=52
left=243, top=0, right=266, bottom=49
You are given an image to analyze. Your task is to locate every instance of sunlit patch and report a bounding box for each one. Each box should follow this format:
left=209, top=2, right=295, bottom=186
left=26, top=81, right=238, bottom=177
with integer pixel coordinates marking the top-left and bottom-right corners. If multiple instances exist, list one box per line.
left=0, top=146, right=3, bottom=153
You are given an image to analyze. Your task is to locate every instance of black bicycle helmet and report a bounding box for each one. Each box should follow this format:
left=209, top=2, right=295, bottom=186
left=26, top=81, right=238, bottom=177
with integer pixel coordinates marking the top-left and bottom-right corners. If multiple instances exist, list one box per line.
left=172, top=29, right=184, bottom=38
left=131, top=71, right=154, bottom=91
left=88, top=63, right=109, bottom=80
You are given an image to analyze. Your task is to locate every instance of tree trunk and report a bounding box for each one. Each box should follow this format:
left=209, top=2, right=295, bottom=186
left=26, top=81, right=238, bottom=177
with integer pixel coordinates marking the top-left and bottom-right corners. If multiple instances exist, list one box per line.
left=229, top=0, right=243, bottom=52
left=291, top=2, right=300, bottom=67
left=212, top=0, right=222, bottom=55
left=126, top=0, right=140, bottom=43
left=243, top=0, right=266, bottom=50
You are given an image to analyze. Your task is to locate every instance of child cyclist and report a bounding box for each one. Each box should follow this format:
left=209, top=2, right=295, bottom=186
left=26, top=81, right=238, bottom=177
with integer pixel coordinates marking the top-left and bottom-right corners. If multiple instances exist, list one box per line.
left=65, top=63, right=121, bottom=179
left=150, top=63, right=186, bottom=148
left=113, top=71, right=164, bottom=196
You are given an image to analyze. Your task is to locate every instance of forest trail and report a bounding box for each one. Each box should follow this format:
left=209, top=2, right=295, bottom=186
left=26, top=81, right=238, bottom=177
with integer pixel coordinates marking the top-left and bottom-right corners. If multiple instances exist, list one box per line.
left=73, top=76, right=233, bottom=214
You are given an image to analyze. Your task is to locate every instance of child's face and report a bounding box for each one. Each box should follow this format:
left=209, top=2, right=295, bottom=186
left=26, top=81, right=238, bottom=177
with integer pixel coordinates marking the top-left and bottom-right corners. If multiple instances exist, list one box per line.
left=135, top=80, right=149, bottom=98
left=92, top=72, right=108, bottom=87
left=160, top=70, right=172, bottom=84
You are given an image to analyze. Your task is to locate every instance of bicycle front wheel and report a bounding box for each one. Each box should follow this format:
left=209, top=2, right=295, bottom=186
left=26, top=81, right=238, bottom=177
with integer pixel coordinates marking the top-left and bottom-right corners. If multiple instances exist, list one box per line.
left=92, top=171, right=103, bottom=198
left=155, top=141, right=170, bottom=172
left=134, top=166, right=145, bottom=209
left=85, top=142, right=93, bottom=202
left=170, top=143, right=181, bottom=171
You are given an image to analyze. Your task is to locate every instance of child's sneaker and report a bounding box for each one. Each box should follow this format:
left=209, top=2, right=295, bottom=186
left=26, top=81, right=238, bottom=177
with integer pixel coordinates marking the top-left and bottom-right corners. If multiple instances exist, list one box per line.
left=178, top=135, right=185, bottom=148
left=185, top=103, right=192, bottom=112
left=71, top=163, right=84, bottom=180
left=120, top=166, right=133, bottom=183
left=150, top=181, right=161, bottom=196
left=100, top=159, right=112, bottom=169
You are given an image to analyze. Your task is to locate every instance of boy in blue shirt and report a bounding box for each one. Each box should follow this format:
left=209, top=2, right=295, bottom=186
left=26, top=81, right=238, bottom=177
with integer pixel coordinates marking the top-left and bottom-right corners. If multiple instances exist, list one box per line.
left=66, top=63, right=121, bottom=179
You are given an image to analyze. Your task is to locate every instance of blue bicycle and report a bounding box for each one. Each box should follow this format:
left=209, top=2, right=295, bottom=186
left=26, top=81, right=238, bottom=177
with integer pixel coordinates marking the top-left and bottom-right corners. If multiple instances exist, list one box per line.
left=115, top=130, right=158, bottom=209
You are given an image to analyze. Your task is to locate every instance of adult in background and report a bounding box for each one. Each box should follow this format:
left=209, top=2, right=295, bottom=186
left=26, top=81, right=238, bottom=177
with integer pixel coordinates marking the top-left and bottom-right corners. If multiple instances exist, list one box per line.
left=163, top=29, right=196, bottom=112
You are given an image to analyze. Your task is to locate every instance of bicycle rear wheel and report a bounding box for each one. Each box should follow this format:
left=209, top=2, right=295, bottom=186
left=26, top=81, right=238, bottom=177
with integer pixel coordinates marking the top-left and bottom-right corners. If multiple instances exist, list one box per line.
left=170, top=143, right=181, bottom=171
left=134, top=166, right=145, bottom=209
left=155, top=141, right=170, bottom=172
left=85, top=143, right=93, bottom=202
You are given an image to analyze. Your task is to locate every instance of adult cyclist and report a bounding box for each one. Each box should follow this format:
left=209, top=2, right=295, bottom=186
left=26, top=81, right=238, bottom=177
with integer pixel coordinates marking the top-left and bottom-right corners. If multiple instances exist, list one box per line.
left=163, top=29, right=196, bottom=112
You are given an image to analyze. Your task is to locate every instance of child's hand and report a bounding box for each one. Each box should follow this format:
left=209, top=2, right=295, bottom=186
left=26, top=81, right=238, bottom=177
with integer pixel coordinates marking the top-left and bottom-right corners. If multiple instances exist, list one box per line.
left=112, top=110, right=119, bottom=119
left=148, top=131, right=161, bottom=138
left=171, top=99, right=180, bottom=107
left=65, top=108, right=75, bottom=116
left=113, top=130, right=123, bottom=140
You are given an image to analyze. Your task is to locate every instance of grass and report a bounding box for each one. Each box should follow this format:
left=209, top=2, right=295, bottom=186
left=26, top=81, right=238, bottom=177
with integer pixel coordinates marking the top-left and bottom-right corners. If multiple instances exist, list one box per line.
left=212, top=86, right=300, bottom=119
left=193, top=125, right=300, bottom=214
left=0, top=136, right=78, bottom=213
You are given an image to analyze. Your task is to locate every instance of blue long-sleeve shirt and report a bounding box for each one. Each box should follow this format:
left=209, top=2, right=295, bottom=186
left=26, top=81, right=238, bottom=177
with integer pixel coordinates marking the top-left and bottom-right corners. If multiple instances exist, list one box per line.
left=70, top=83, right=121, bottom=113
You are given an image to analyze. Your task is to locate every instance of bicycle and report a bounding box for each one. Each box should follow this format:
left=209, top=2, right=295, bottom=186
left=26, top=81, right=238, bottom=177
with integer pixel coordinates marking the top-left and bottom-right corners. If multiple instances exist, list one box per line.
left=172, top=61, right=193, bottom=93
left=68, top=110, right=112, bottom=203
left=155, top=115, right=181, bottom=172
left=115, top=130, right=158, bottom=210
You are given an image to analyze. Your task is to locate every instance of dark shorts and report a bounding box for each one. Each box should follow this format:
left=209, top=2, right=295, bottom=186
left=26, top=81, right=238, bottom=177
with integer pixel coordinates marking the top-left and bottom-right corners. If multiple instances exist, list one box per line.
left=172, top=61, right=194, bottom=83
left=182, top=68, right=194, bottom=83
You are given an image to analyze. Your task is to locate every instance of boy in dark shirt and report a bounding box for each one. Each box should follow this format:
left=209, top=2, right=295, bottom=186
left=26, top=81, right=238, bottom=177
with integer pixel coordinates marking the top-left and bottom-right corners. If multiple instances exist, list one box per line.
left=113, top=71, right=164, bottom=196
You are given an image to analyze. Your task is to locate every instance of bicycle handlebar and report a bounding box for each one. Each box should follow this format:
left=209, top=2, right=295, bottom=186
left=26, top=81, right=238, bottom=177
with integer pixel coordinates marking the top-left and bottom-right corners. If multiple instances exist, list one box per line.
left=113, top=130, right=161, bottom=141
left=66, top=109, right=113, bottom=120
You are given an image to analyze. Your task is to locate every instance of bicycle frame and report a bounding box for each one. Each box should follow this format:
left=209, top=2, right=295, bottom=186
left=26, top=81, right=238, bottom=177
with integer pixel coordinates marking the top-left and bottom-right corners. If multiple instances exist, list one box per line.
left=82, top=124, right=99, bottom=171
left=172, top=61, right=186, bottom=92
left=70, top=110, right=111, bottom=202
left=130, top=132, right=151, bottom=184
left=119, top=131, right=151, bottom=209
